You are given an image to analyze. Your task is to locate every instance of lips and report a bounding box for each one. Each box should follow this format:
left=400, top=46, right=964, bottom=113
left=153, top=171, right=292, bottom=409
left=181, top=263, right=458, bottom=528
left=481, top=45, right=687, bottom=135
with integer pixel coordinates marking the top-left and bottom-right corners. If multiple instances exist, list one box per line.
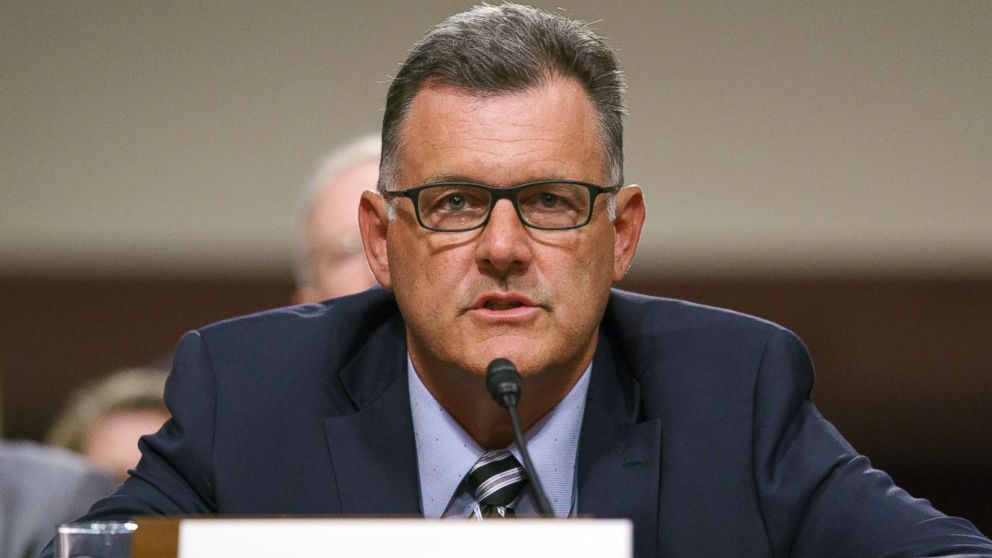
left=466, top=292, right=543, bottom=322
left=471, top=292, right=537, bottom=311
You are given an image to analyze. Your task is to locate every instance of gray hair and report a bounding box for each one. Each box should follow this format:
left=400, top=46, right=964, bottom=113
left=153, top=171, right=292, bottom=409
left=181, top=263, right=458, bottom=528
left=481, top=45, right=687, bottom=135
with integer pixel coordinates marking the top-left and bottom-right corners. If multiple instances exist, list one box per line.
left=292, top=135, right=382, bottom=288
left=378, top=3, right=627, bottom=195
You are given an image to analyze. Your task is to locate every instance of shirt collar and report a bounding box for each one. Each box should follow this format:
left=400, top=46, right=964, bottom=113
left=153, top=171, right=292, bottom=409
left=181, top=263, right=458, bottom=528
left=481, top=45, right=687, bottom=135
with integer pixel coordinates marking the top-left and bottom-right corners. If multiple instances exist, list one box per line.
left=408, top=355, right=591, bottom=518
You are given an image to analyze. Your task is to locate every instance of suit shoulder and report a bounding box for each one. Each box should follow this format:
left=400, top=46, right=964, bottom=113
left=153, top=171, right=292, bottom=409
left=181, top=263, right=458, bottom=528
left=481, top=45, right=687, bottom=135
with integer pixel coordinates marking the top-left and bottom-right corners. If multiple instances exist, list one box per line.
left=168, top=288, right=402, bottom=415
left=195, top=287, right=398, bottom=340
left=607, top=288, right=791, bottom=339
left=604, top=290, right=815, bottom=427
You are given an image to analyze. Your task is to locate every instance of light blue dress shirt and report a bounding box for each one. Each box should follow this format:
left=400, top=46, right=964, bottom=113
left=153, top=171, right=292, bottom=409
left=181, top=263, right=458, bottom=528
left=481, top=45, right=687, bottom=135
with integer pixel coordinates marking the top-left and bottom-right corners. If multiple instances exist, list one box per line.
left=408, top=356, right=591, bottom=519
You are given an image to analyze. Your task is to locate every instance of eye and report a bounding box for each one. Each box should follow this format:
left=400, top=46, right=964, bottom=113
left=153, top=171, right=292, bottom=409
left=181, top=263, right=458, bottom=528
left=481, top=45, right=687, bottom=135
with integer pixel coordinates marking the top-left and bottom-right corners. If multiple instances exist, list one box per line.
left=445, top=194, right=466, bottom=211
left=539, top=192, right=560, bottom=208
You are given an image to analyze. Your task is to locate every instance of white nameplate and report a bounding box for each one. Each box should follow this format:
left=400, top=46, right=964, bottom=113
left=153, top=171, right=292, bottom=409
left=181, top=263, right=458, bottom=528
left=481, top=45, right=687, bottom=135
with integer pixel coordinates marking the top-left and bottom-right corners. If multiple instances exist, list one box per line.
left=177, top=518, right=631, bottom=558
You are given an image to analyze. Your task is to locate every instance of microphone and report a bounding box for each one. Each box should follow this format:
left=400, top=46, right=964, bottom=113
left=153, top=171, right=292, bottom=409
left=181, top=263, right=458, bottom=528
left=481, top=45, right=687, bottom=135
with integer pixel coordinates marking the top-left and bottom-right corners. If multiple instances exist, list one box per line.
left=485, top=358, right=553, bottom=516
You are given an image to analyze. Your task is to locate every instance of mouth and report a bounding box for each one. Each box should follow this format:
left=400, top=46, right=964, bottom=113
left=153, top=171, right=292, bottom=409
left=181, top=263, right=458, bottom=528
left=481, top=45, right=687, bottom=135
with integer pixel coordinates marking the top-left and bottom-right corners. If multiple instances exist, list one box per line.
left=483, top=299, right=525, bottom=310
left=468, top=292, right=542, bottom=320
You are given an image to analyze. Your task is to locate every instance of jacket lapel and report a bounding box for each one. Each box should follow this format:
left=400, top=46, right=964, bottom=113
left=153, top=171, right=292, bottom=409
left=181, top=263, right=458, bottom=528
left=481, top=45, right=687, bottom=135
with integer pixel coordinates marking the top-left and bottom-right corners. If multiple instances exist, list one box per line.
left=578, top=331, right=661, bottom=558
left=322, top=315, right=423, bottom=516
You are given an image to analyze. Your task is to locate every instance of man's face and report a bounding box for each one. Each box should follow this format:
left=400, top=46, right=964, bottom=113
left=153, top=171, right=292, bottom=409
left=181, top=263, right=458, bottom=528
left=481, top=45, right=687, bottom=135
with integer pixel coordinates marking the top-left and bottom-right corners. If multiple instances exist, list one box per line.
left=364, top=78, right=641, bottom=387
left=296, top=158, right=379, bottom=303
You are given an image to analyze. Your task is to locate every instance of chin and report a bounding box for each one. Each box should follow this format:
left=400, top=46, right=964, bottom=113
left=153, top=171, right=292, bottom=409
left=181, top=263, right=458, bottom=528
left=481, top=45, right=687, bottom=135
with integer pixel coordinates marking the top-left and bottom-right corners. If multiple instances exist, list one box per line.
left=475, top=344, right=554, bottom=379
left=466, top=342, right=522, bottom=369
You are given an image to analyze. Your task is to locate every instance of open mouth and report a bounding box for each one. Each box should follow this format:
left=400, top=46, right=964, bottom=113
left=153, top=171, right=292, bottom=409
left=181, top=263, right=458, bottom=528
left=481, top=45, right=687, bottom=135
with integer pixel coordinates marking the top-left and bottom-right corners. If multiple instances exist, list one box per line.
left=484, top=299, right=525, bottom=311
left=472, top=292, right=538, bottom=314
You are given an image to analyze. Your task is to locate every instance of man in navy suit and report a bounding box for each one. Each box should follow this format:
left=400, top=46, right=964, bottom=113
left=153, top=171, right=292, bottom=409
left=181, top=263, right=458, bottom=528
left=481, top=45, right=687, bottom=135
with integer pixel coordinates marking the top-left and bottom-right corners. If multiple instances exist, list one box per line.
left=56, top=4, right=990, bottom=557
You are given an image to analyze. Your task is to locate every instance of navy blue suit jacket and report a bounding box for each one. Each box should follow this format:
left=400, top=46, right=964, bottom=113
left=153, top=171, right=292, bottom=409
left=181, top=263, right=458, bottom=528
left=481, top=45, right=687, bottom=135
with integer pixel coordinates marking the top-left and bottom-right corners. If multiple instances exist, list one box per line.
left=63, top=288, right=990, bottom=557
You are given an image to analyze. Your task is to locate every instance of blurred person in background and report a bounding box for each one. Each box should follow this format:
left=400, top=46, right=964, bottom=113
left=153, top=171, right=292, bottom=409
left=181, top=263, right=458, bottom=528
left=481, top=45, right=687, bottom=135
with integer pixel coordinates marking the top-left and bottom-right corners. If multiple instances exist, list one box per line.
left=1, top=383, right=116, bottom=558
left=291, top=135, right=381, bottom=304
left=46, top=368, right=169, bottom=482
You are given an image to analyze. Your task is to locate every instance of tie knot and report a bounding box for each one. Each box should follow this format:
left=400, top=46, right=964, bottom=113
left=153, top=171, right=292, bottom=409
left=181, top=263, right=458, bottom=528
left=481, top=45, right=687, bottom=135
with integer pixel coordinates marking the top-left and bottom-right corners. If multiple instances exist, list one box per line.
left=467, top=450, right=528, bottom=510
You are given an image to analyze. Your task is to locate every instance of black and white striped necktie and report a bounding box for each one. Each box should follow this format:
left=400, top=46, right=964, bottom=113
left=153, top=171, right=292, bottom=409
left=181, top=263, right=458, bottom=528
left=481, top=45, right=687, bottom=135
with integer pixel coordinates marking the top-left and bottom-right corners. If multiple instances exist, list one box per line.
left=466, top=449, right=528, bottom=519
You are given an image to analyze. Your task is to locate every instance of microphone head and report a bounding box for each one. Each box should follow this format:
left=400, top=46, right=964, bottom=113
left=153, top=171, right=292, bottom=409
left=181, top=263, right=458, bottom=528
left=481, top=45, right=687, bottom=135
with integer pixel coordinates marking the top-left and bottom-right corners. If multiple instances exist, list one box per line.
left=486, top=358, right=522, bottom=409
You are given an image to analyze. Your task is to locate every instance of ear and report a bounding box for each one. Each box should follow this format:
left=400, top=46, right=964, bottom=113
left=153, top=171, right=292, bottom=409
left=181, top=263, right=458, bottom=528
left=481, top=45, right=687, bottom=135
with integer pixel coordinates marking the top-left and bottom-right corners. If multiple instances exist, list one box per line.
left=611, top=185, right=646, bottom=284
left=358, top=190, right=393, bottom=290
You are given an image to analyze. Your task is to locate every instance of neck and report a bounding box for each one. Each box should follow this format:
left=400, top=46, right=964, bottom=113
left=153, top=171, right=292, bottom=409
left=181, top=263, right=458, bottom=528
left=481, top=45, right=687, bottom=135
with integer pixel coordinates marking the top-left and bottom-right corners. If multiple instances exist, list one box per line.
left=410, top=346, right=595, bottom=450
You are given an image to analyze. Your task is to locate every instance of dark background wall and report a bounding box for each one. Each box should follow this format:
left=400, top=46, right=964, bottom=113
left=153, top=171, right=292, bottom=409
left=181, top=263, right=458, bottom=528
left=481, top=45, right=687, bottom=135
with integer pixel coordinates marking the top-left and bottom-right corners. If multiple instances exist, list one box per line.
left=2, top=272, right=989, bottom=533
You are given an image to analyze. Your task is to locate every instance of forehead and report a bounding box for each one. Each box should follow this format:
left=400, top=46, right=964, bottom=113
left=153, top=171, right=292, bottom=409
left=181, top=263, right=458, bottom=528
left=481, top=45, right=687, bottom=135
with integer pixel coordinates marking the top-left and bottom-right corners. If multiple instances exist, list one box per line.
left=396, top=78, right=607, bottom=186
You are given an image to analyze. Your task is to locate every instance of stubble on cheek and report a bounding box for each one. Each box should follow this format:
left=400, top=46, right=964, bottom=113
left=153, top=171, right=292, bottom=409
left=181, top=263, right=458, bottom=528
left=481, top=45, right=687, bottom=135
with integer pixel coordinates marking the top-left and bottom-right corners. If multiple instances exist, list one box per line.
left=398, top=251, right=466, bottom=363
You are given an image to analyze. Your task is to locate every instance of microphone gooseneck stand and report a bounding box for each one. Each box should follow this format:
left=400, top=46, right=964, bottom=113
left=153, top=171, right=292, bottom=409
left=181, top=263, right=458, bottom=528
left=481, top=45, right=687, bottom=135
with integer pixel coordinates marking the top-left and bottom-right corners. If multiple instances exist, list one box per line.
left=485, top=357, right=554, bottom=517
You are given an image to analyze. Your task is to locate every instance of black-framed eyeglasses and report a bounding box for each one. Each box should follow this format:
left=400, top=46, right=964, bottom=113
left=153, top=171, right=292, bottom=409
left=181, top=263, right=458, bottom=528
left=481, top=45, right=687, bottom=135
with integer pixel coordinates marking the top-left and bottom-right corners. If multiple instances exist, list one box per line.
left=382, top=180, right=622, bottom=232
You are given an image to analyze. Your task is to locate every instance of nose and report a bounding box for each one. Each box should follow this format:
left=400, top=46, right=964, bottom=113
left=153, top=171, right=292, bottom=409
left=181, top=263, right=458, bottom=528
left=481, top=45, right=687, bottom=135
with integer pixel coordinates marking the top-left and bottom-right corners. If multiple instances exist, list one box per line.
left=474, top=199, right=533, bottom=277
